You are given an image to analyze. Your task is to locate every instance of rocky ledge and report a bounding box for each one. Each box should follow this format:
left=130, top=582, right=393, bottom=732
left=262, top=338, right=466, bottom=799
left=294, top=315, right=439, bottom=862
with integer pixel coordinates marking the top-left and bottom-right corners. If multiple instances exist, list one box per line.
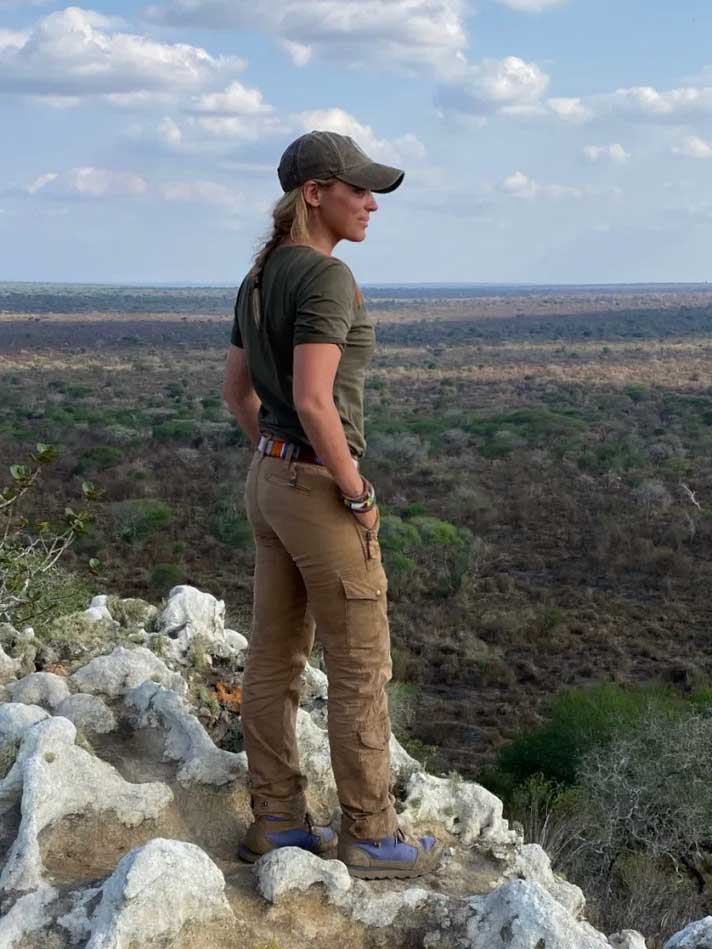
left=0, top=585, right=705, bottom=948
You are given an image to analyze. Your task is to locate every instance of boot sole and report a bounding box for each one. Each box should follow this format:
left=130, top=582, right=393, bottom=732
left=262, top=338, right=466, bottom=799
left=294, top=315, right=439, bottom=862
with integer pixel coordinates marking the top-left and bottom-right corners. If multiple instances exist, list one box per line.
left=238, top=844, right=338, bottom=864
left=343, top=863, right=439, bottom=880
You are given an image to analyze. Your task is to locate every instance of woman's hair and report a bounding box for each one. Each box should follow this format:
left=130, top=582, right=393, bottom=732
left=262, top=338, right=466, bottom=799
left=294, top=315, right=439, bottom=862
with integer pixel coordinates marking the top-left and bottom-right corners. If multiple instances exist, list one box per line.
left=250, top=178, right=364, bottom=325
left=250, top=178, right=333, bottom=280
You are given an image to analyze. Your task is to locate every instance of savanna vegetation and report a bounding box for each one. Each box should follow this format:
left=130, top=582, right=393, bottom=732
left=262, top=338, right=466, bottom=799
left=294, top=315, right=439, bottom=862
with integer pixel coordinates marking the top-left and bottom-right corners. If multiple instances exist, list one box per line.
left=2, top=282, right=712, bottom=944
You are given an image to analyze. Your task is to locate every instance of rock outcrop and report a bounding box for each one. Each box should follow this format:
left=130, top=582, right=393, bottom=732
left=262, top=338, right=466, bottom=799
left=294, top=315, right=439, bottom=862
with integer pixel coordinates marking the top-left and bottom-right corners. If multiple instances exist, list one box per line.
left=0, top=586, right=701, bottom=948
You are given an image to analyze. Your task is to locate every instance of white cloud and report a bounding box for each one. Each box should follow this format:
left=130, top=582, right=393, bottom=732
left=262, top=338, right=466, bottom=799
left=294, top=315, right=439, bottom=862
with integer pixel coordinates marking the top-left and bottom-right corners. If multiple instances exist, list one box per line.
left=0, top=6, right=244, bottom=98
left=547, top=96, right=592, bottom=123
left=606, top=84, right=712, bottom=118
left=24, top=172, right=58, bottom=194
left=145, top=0, right=467, bottom=79
left=158, top=116, right=182, bottom=146
left=583, top=143, right=629, bottom=163
left=160, top=180, right=241, bottom=212
left=500, top=170, right=581, bottom=200
left=497, top=0, right=566, bottom=10
left=279, top=39, right=312, bottom=67
left=189, top=80, right=272, bottom=116
left=437, top=56, right=549, bottom=117
left=0, top=29, right=27, bottom=50
left=25, top=166, right=148, bottom=197
left=552, top=83, right=712, bottom=125
left=296, top=108, right=427, bottom=165
left=673, top=136, right=712, bottom=159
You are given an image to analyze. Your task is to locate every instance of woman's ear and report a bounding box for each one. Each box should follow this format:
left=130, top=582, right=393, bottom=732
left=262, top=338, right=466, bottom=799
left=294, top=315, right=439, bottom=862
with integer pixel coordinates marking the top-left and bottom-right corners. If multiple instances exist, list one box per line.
left=302, top=180, right=320, bottom=208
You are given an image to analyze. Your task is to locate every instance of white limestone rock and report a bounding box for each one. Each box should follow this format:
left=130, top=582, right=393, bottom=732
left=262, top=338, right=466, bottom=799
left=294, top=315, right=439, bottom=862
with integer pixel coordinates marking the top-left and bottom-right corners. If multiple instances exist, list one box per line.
left=7, top=671, right=70, bottom=709
left=0, top=716, right=173, bottom=894
left=665, top=917, right=712, bottom=948
left=610, top=932, right=649, bottom=949
left=257, top=848, right=450, bottom=930
left=0, top=883, right=57, bottom=947
left=124, top=681, right=247, bottom=785
left=256, top=846, right=352, bottom=903
left=0, top=703, right=50, bottom=743
left=300, top=662, right=329, bottom=703
left=296, top=707, right=338, bottom=804
left=55, top=693, right=117, bottom=734
left=463, top=879, right=612, bottom=948
left=57, top=885, right=103, bottom=944
left=390, top=733, right=424, bottom=787
left=399, top=771, right=519, bottom=848
left=84, top=594, right=113, bottom=623
left=509, top=843, right=585, bottom=917
left=156, top=584, right=233, bottom=664
left=85, top=839, right=233, bottom=948
left=225, top=628, right=248, bottom=654
left=71, top=645, right=186, bottom=698
left=0, top=644, right=22, bottom=684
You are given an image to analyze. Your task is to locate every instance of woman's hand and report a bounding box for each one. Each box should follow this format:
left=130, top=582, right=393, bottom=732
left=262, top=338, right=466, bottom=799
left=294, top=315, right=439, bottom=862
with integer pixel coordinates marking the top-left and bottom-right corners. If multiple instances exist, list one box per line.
left=352, top=505, right=378, bottom=531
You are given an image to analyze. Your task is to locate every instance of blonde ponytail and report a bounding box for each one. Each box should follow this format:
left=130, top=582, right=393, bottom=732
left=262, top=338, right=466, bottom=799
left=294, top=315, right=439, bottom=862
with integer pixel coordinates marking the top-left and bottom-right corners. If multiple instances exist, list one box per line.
left=250, top=179, right=333, bottom=326
left=249, top=178, right=365, bottom=324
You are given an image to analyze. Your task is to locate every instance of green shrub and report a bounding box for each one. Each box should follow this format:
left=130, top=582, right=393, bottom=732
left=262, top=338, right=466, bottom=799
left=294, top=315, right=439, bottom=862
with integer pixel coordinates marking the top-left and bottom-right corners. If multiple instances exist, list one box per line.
left=111, top=498, right=174, bottom=542
left=379, top=514, right=421, bottom=551
left=209, top=500, right=252, bottom=548
left=1, top=444, right=102, bottom=626
left=152, top=420, right=195, bottom=441
left=408, top=516, right=465, bottom=546
left=150, top=563, right=185, bottom=592
left=386, top=551, right=417, bottom=574
left=485, top=683, right=685, bottom=794
left=77, top=445, right=124, bottom=473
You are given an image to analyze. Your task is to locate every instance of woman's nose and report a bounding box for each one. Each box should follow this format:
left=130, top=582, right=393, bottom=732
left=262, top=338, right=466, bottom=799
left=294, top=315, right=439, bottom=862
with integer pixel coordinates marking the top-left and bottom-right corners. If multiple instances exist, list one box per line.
left=366, top=193, right=378, bottom=212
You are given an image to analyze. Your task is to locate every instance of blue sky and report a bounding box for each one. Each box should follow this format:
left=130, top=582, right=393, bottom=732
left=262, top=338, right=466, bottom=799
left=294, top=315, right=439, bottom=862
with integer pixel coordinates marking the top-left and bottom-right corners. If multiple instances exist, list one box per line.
left=2, top=0, right=712, bottom=284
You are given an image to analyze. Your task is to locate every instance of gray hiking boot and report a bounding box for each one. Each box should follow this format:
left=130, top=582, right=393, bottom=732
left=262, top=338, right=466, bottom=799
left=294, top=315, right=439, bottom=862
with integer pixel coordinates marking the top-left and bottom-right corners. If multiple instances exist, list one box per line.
left=338, top=825, right=444, bottom=879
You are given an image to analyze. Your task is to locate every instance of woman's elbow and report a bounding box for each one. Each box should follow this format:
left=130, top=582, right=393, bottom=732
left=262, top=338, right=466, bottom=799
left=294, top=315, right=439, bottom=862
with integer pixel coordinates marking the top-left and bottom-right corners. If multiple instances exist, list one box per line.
left=294, top=392, right=332, bottom=417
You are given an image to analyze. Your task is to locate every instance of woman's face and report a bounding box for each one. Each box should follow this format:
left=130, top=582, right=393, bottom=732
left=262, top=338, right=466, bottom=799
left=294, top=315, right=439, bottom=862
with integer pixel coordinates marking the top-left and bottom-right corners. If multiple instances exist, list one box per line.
left=312, top=180, right=379, bottom=243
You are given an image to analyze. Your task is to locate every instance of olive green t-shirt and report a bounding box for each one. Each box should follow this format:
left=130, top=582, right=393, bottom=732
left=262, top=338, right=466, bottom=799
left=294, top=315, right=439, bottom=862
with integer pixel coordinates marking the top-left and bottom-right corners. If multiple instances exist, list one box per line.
left=231, top=245, right=375, bottom=458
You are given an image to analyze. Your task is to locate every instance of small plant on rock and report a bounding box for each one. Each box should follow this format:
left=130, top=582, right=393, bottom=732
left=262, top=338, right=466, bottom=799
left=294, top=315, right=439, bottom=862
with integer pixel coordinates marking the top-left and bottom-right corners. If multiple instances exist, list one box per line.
left=0, top=443, right=104, bottom=627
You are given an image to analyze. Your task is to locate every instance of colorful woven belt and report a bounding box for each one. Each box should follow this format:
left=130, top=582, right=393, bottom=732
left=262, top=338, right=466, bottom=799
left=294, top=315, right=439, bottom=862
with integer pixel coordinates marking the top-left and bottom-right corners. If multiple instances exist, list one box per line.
left=257, top=434, right=323, bottom=465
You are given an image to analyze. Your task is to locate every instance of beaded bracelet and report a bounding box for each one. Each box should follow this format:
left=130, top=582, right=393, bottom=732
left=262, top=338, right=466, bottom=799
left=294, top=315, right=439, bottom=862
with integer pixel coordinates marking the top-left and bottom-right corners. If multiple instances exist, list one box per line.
left=342, top=477, right=376, bottom=513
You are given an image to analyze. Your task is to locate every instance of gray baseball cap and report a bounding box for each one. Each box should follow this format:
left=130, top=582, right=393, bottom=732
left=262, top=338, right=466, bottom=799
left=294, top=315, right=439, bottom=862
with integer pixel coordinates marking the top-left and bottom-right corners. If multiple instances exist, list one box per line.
left=278, top=130, right=404, bottom=194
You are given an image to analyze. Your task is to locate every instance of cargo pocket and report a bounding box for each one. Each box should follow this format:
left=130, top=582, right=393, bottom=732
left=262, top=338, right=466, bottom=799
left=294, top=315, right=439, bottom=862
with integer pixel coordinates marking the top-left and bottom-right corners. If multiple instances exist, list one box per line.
left=340, top=573, right=389, bottom=653
left=358, top=711, right=390, bottom=750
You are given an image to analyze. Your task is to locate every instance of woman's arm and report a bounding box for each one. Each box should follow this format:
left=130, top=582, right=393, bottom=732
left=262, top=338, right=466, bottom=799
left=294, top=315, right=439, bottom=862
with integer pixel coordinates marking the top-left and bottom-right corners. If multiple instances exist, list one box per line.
left=223, top=344, right=261, bottom=446
left=293, top=342, right=368, bottom=501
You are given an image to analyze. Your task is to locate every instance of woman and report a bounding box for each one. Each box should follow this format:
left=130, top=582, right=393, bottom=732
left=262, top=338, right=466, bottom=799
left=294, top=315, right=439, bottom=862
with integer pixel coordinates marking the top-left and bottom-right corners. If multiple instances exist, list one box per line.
left=223, top=130, right=443, bottom=879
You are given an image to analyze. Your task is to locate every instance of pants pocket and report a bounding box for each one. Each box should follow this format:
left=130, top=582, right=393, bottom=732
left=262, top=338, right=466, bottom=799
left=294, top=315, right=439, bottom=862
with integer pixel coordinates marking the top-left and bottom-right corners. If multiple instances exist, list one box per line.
left=358, top=711, right=390, bottom=750
left=350, top=508, right=382, bottom=562
left=340, top=573, right=389, bottom=653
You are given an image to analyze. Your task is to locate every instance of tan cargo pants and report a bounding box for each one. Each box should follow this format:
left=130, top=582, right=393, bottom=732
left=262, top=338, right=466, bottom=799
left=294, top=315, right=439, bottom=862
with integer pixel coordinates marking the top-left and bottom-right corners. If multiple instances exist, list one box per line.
left=241, top=450, right=399, bottom=839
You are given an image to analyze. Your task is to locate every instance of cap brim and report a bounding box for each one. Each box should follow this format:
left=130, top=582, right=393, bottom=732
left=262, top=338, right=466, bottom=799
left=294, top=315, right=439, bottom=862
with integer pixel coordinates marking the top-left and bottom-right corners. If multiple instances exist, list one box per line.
left=338, top=161, right=404, bottom=194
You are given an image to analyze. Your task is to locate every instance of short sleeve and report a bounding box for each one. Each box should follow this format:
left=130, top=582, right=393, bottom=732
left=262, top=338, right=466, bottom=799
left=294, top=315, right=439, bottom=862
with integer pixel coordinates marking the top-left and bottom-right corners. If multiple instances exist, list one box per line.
left=230, top=282, right=245, bottom=347
left=293, top=259, right=355, bottom=349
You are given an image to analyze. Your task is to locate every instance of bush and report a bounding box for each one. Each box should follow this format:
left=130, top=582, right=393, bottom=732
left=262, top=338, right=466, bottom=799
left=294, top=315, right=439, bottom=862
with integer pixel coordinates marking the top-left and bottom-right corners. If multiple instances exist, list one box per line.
left=579, top=711, right=712, bottom=870
left=149, top=563, right=186, bottom=592
left=111, top=498, right=174, bottom=542
left=76, top=444, right=124, bottom=473
left=486, top=683, right=685, bottom=794
left=408, top=516, right=464, bottom=546
left=379, top=515, right=421, bottom=551
left=152, top=420, right=195, bottom=441
left=0, top=444, right=102, bottom=626
left=209, top=499, right=252, bottom=548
